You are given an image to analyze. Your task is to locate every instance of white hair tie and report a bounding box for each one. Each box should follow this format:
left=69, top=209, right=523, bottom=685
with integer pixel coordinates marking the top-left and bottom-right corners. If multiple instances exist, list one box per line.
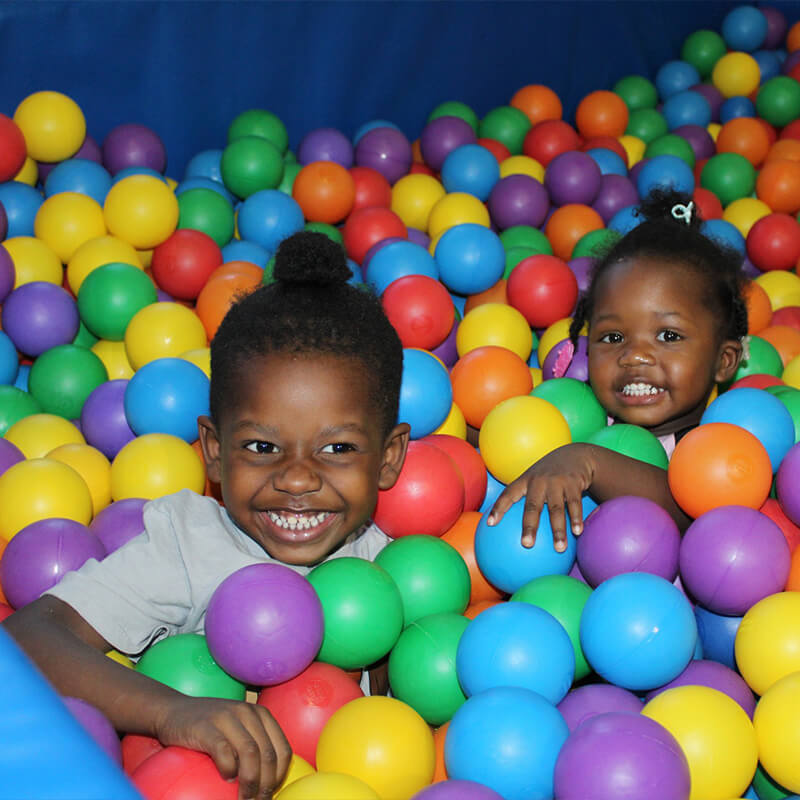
left=671, top=201, right=694, bottom=225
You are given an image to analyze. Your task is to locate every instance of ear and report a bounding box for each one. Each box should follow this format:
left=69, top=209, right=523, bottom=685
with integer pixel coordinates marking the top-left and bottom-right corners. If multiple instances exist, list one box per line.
left=714, top=338, right=744, bottom=384
left=378, top=422, right=411, bottom=491
left=197, top=415, right=223, bottom=484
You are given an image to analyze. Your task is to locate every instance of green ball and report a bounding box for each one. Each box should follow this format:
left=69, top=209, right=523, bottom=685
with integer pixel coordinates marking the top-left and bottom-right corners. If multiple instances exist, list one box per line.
left=504, top=246, right=537, bottom=279
left=701, top=153, right=756, bottom=207
left=613, top=75, right=658, bottom=111
left=531, top=378, right=607, bottom=442
left=428, top=101, right=479, bottom=134
left=307, top=556, right=404, bottom=670
left=135, top=633, right=246, bottom=700
left=72, top=320, right=99, bottom=350
left=387, top=612, right=469, bottom=725
left=374, top=535, right=470, bottom=627
left=261, top=255, right=276, bottom=286
left=626, top=109, right=668, bottom=144
left=28, top=344, right=108, bottom=420
left=177, top=188, right=235, bottom=247
left=283, top=149, right=297, bottom=165
left=681, top=30, right=727, bottom=78
left=721, top=335, right=784, bottom=390
left=304, top=221, right=344, bottom=246
left=478, top=106, right=531, bottom=155
left=278, top=161, right=302, bottom=195
left=499, top=225, right=553, bottom=255
left=77, top=262, right=158, bottom=341
left=571, top=228, right=621, bottom=260
left=0, top=386, right=41, bottom=435
left=511, top=574, right=593, bottom=681
left=645, top=134, right=696, bottom=168
left=220, top=136, right=284, bottom=199
left=227, top=109, right=288, bottom=154
left=586, top=423, right=669, bottom=469
left=757, top=76, right=800, bottom=128
left=769, top=386, right=800, bottom=444
left=751, top=763, right=792, bottom=800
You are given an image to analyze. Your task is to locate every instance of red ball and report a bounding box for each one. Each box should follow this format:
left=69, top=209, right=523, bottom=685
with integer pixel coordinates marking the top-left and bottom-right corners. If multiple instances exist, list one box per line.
left=0, top=113, right=27, bottom=182
left=780, top=119, right=800, bottom=141
left=122, top=734, right=164, bottom=776
left=746, top=212, right=800, bottom=271
left=257, top=662, right=363, bottom=767
left=342, top=206, right=407, bottom=265
left=349, top=166, right=392, bottom=212
left=729, top=373, right=786, bottom=390
left=772, top=306, right=800, bottom=330
left=131, top=746, right=237, bottom=800
left=506, top=254, right=578, bottom=328
left=0, top=602, right=12, bottom=622
left=477, top=137, right=512, bottom=163
left=409, top=162, right=437, bottom=177
left=150, top=229, right=223, bottom=300
left=422, top=433, right=488, bottom=512
left=372, top=440, right=464, bottom=538
left=581, top=136, right=628, bottom=165
left=693, top=186, right=724, bottom=221
left=522, top=120, right=582, bottom=167
left=381, top=274, right=454, bottom=349
left=761, top=497, right=800, bottom=553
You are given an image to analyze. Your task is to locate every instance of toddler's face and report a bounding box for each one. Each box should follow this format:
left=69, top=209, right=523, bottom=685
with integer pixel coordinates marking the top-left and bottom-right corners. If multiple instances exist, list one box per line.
left=587, top=257, right=742, bottom=436
left=198, top=352, right=408, bottom=566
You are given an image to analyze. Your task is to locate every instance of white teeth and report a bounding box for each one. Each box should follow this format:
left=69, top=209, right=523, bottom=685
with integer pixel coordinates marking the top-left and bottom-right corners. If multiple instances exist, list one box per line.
left=622, top=382, right=665, bottom=397
left=267, top=511, right=330, bottom=530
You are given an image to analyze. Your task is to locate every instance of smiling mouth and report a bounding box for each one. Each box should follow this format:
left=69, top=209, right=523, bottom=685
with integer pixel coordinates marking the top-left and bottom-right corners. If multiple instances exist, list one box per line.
left=617, top=382, right=667, bottom=405
left=263, top=510, right=336, bottom=542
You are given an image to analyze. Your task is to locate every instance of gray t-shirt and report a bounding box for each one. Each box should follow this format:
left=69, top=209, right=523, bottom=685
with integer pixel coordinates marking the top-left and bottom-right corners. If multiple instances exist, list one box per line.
left=47, top=489, right=391, bottom=657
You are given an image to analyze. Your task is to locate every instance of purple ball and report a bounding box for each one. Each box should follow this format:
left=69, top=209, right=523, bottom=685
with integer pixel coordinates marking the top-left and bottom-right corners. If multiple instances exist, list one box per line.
left=407, top=226, right=431, bottom=250
left=205, top=563, right=324, bottom=686
left=742, top=255, right=762, bottom=278
left=568, top=559, right=589, bottom=585
left=487, top=174, right=550, bottom=230
left=672, top=124, right=716, bottom=161
left=567, top=256, right=595, bottom=293
left=592, top=174, right=639, bottom=224
left=557, top=684, right=643, bottom=733
left=762, top=6, right=788, bottom=49
left=89, top=497, right=146, bottom=555
left=0, top=202, right=7, bottom=242
left=689, top=84, right=725, bottom=122
left=0, top=518, right=105, bottom=609
left=645, top=659, right=756, bottom=718
left=431, top=317, right=459, bottom=367
left=553, top=712, right=690, bottom=800
left=80, top=379, right=136, bottom=460
left=73, top=134, right=103, bottom=164
left=544, top=151, right=602, bottom=207
left=63, top=697, right=122, bottom=765
left=679, top=505, right=790, bottom=616
left=542, top=336, right=588, bottom=381
left=412, top=780, right=504, bottom=800
left=354, top=127, right=412, bottom=185
left=0, top=437, right=24, bottom=477
left=0, top=246, right=12, bottom=303
left=578, top=495, right=681, bottom=587
left=1, top=281, right=80, bottom=357
left=296, top=127, right=354, bottom=168
left=628, top=157, right=650, bottom=187
left=419, top=116, right=477, bottom=172
left=102, top=123, right=167, bottom=176
left=783, top=50, right=800, bottom=76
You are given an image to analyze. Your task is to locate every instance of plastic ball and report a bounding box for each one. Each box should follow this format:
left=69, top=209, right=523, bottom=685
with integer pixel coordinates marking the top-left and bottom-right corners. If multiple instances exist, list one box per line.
left=235, top=188, right=304, bottom=253
left=510, top=84, right=563, bottom=126
left=434, top=223, right=505, bottom=295
left=575, top=90, right=629, bottom=138
left=756, top=158, right=800, bottom=214
left=366, top=239, right=438, bottom=296
left=747, top=213, right=800, bottom=271
left=694, top=605, right=741, bottom=671
left=636, top=153, right=695, bottom=196
left=0, top=113, right=26, bottom=183
left=440, top=144, right=500, bottom=202
left=753, top=671, right=800, bottom=794
left=544, top=151, right=602, bottom=207
left=228, top=109, right=288, bottom=153
left=342, top=206, right=407, bottom=265
left=756, top=270, right=800, bottom=310
left=427, top=192, right=491, bottom=242
left=0, top=183, right=43, bottom=240
left=530, top=377, right=605, bottom=443
left=757, top=77, right=800, bottom=128
left=478, top=106, right=531, bottom=156
left=656, top=60, right=701, bottom=100
left=175, top=187, right=234, bottom=247
left=663, top=90, right=712, bottom=131
left=219, top=135, right=283, bottom=199
left=381, top=275, right=453, bottom=350
left=296, top=127, right=353, bottom=168
left=506, top=254, right=578, bottom=329
left=557, top=684, right=643, bottom=733
left=391, top=173, right=446, bottom=232
left=712, top=52, right=762, bottom=98
left=44, top=158, right=112, bottom=206
left=682, top=29, right=727, bottom=78
left=124, top=302, right=207, bottom=369
left=131, top=746, right=238, bottom=800
left=103, top=175, right=179, bottom=250
left=583, top=423, right=667, bottom=470
left=486, top=174, right=549, bottom=230
left=0, top=386, right=41, bottom=437
left=354, top=126, right=412, bottom=184
left=456, top=302, right=532, bottom=361
left=279, top=772, right=379, bottom=800
left=48, top=442, right=112, bottom=517
left=397, top=348, right=452, bottom=439
left=66, top=234, right=143, bottom=294
left=722, top=6, right=767, bottom=51
left=4, top=412, right=83, bottom=460
left=89, top=496, right=146, bottom=554
left=544, top=203, right=605, bottom=261
left=291, top=160, right=355, bottom=224
left=13, top=90, right=85, bottom=163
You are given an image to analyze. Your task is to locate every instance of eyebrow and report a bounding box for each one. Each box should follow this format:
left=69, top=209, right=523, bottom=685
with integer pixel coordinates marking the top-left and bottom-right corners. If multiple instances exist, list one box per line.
left=231, top=421, right=369, bottom=436
left=593, top=310, right=688, bottom=323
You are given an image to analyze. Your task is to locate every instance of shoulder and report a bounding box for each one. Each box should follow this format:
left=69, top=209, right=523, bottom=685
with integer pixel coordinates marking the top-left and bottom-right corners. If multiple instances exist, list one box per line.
left=331, top=521, right=392, bottom=563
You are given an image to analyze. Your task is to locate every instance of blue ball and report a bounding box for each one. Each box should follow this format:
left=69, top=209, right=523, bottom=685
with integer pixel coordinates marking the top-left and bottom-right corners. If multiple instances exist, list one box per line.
left=397, top=348, right=452, bottom=439
left=366, top=240, right=439, bottom=296
left=345, top=258, right=364, bottom=285
left=237, top=190, right=305, bottom=253
left=123, top=357, right=210, bottom=442
left=478, top=471, right=506, bottom=515
left=701, top=387, right=795, bottom=472
left=434, top=223, right=505, bottom=295
left=662, top=90, right=712, bottom=130
left=580, top=572, right=697, bottom=690
left=700, top=218, right=746, bottom=255
left=352, top=119, right=401, bottom=145
left=0, top=331, right=19, bottom=386
left=175, top=176, right=235, bottom=204
left=450, top=291, right=467, bottom=317
left=445, top=686, right=569, bottom=800
left=0, top=182, right=43, bottom=238
left=184, top=149, right=224, bottom=183
left=441, top=144, right=500, bottom=201
left=456, top=602, right=575, bottom=703
left=44, top=159, right=113, bottom=205
left=753, top=50, right=781, bottom=83
left=722, top=5, right=767, bottom=52
left=221, top=239, right=271, bottom=268
left=585, top=148, right=628, bottom=177
left=112, top=166, right=167, bottom=184
left=693, top=604, right=741, bottom=670
left=636, top=155, right=695, bottom=197
left=720, top=96, right=757, bottom=123
left=608, top=204, right=642, bottom=235
left=13, top=364, right=29, bottom=392
left=655, top=61, right=701, bottom=101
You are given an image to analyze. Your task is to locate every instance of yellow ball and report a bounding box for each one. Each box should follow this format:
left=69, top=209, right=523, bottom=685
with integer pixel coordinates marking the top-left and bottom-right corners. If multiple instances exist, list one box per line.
left=273, top=754, right=315, bottom=795
left=432, top=401, right=467, bottom=439
left=47, top=443, right=112, bottom=517
left=14, top=156, right=39, bottom=186
left=782, top=354, right=800, bottom=389
left=753, top=671, right=800, bottom=793
left=3, top=236, right=63, bottom=287
left=530, top=366, right=544, bottom=388
left=34, top=192, right=107, bottom=263
left=106, top=650, right=135, bottom=669
left=707, top=123, right=722, bottom=143
left=5, top=413, right=85, bottom=459
left=316, top=696, right=434, bottom=800
left=618, top=134, right=646, bottom=167
left=13, top=91, right=86, bottom=163
left=124, top=302, right=207, bottom=370
left=479, top=395, right=571, bottom=483
left=712, top=52, right=761, bottom=99
left=110, top=433, right=205, bottom=501
left=165, top=176, right=178, bottom=192
left=499, top=155, right=545, bottom=181
left=103, top=175, right=179, bottom=250
left=457, top=302, right=533, bottom=361
left=67, top=234, right=143, bottom=294
left=428, top=192, right=491, bottom=240
left=391, top=174, right=446, bottom=232
left=642, top=686, right=758, bottom=800
left=137, top=248, right=153, bottom=269
left=735, top=592, right=800, bottom=696
left=277, top=772, right=378, bottom=800
left=755, top=270, right=800, bottom=311
left=538, top=318, right=575, bottom=364
left=0, top=457, right=93, bottom=540
left=723, top=197, right=772, bottom=238
left=179, top=348, right=211, bottom=378
left=91, top=339, right=135, bottom=380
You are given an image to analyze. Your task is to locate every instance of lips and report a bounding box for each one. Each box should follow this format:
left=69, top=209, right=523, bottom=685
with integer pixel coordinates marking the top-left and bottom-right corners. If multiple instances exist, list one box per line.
left=261, top=509, right=337, bottom=543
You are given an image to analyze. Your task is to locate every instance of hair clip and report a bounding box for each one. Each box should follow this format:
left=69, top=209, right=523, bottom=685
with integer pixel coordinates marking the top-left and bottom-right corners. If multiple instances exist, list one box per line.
left=740, top=334, right=751, bottom=362
left=671, top=201, right=694, bottom=225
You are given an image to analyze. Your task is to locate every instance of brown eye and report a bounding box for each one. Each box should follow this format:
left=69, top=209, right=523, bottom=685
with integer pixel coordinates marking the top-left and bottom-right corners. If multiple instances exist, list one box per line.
left=657, top=330, right=682, bottom=343
left=245, top=441, right=278, bottom=454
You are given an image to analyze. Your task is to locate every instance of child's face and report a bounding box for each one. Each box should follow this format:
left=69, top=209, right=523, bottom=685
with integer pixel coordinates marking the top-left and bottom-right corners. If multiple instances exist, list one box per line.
left=198, top=352, right=409, bottom=566
left=587, top=257, right=742, bottom=436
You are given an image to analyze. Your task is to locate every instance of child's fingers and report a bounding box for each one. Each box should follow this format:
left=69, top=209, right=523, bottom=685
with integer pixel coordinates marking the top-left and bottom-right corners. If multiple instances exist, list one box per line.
left=546, top=495, right=570, bottom=553
left=254, top=706, right=292, bottom=796
left=521, top=488, right=547, bottom=548
left=487, top=482, right=527, bottom=526
left=566, top=492, right=586, bottom=537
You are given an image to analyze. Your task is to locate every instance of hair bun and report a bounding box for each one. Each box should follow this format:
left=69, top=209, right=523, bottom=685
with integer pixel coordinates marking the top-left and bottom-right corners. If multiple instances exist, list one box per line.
left=637, top=188, right=703, bottom=230
left=273, top=231, right=352, bottom=286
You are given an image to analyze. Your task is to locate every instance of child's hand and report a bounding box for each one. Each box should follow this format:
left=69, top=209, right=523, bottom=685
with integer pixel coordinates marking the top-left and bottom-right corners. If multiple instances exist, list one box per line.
left=486, top=443, right=597, bottom=552
left=154, top=695, right=291, bottom=800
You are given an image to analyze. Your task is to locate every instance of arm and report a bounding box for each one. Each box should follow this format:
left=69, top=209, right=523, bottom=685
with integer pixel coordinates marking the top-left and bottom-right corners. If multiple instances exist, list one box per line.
left=487, top=442, right=691, bottom=551
left=3, top=596, right=290, bottom=800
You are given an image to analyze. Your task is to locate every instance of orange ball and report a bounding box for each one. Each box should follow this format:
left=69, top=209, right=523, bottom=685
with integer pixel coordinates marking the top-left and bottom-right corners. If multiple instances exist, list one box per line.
left=575, top=90, right=629, bottom=139
left=292, top=160, right=355, bottom=224
left=463, top=278, right=508, bottom=313
left=463, top=599, right=502, bottom=619
left=787, top=20, right=800, bottom=52
left=767, top=139, right=800, bottom=164
left=195, top=262, right=263, bottom=340
left=544, top=204, right=605, bottom=261
left=786, top=544, right=800, bottom=591
left=756, top=159, right=800, bottom=214
left=716, top=117, right=771, bottom=167
left=744, top=279, right=774, bottom=334
left=667, top=422, right=773, bottom=519
left=450, top=345, right=533, bottom=428
left=510, top=84, right=563, bottom=126
left=755, top=324, right=800, bottom=366
left=431, top=722, right=449, bottom=784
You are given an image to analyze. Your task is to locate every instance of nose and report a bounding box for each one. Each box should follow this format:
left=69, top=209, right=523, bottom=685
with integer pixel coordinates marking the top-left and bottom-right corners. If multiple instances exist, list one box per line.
left=272, top=456, right=322, bottom=495
left=619, top=339, right=655, bottom=367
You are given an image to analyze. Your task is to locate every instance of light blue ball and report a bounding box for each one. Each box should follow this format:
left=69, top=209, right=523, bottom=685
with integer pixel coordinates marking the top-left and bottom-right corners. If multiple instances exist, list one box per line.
left=175, top=176, right=235, bottom=204
left=585, top=148, right=628, bottom=177
left=366, top=240, right=438, bottom=296
left=694, top=604, right=741, bottom=670
left=580, top=572, right=697, bottom=690
left=720, top=96, right=757, bottom=123
left=352, top=119, right=401, bottom=145
left=345, top=258, right=364, bottom=285
left=237, top=189, right=305, bottom=252
left=13, top=364, right=29, bottom=392
left=0, top=331, right=19, bottom=386
left=397, top=348, right=452, bottom=439
left=663, top=90, right=712, bottom=130
left=655, top=60, right=701, bottom=101
left=753, top=50, right=781, bottom=83
left=478, top=471, right=506, bottom=514
left=636, top=154, right=695, bottom=197
left=0, top=182, right=43, bottom=238
left=434, top=223, right=505, bottom=295
left=184, top=149, right=224, bottom=183
left=441, top=144, right=500, bottom=201
left=221, top=239, right=271, bottom=268
left=722, top=5, right=767, bottom=52
left=608, top=204, right=642, bottom=235
left=44, top=159, right=112, bottom=205
left=700, top=218, right=746, bottom=255
left=456, top=602, right=575, bottom=703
